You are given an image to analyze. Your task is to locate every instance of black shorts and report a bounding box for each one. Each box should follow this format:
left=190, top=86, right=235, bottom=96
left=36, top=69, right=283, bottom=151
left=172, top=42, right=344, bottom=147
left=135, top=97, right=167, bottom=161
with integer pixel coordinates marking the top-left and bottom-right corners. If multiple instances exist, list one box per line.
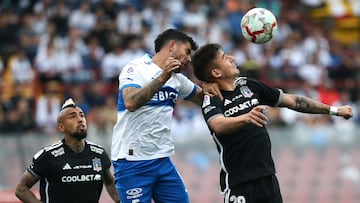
left=224, top=175, right=283, bottom=203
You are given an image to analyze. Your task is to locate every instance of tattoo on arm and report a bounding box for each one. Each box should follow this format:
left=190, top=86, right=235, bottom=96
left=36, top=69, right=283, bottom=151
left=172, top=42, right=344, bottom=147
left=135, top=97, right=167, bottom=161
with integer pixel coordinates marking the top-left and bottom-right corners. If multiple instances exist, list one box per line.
left=125, top=77, right=167, bottom=110
left=137, top=78, right=162, bottom=103
left=293, top=96, right=329, bottom=114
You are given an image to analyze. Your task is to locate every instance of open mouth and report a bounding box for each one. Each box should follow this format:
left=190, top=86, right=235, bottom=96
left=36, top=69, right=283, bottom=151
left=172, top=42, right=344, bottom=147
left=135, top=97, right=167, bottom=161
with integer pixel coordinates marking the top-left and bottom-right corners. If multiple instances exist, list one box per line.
left=77, top=125, right=86, bottom=130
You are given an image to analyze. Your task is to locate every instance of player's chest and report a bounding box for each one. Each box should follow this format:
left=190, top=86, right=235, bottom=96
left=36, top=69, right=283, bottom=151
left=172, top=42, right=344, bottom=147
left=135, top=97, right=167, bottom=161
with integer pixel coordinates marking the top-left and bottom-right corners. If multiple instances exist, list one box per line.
left=47, top=155, right=104, bottom=183
left=222, top=86, right=260, bottom=117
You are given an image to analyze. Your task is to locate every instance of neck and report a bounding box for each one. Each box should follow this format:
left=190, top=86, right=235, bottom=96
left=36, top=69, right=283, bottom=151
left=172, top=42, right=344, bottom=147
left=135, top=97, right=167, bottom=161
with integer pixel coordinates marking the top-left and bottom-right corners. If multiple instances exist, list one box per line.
left=152, top=52, right=170, bottom=70
left=64, top=137, right=85, bottom=153
left=217, top=78, right=236, bottom=91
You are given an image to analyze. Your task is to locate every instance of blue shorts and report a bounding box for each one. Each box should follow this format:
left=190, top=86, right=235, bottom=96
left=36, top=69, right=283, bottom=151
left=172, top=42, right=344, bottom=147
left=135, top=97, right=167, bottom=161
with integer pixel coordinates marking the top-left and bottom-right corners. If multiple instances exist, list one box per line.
left=113, top=157, right=189, bottom=203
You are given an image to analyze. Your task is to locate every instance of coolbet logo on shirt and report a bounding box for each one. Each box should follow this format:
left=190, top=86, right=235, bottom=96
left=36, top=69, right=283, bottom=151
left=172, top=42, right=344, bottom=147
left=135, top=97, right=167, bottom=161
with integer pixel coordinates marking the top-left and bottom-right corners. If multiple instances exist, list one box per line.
left=224, top=99, right=259, bottom=116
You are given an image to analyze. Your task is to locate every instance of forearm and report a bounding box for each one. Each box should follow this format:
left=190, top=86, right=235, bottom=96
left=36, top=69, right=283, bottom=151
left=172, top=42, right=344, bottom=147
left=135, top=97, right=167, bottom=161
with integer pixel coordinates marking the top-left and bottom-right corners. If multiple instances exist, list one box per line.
left=282, top=95, right=330, bottom=114
left=105, top=183, right=120, bottom=203
left=15, top=187, right=42, bottom=203
left=209, top=115, right=248, bottom=135
left=188, top=87, right=204, bottom=106
left=123, top=73, right=171, bottom=111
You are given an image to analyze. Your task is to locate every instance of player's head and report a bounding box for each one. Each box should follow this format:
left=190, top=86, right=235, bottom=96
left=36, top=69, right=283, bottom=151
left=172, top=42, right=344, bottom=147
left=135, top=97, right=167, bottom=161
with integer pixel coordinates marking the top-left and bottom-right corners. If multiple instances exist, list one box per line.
left=192, top=43, right=238, bottom=82
left=154, top=29, right=198, bottom=72
left=154, top=29, right=198, bottom=53
left=57, top=98, right=87, bottom=140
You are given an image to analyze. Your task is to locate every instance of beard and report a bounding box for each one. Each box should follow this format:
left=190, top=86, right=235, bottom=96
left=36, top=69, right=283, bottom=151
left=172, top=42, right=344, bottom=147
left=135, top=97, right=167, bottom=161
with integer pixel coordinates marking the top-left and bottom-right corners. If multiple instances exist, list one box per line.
left=71, top=130, right=87, bottom=140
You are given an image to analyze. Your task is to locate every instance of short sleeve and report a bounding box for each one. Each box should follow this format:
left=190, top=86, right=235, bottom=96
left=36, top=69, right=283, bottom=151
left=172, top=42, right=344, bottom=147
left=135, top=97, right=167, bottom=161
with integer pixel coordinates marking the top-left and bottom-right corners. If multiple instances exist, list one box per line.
left=177, top=74, right=197, bottom=100
left=27, top=148, right=48, bottom=178
left=101, top=149, right=111, bottom=170
left=248, top=78, right=281, bottom=106
left=119, top=63, right=144, bottom=90
left=201, top=95, right=224, bottom=124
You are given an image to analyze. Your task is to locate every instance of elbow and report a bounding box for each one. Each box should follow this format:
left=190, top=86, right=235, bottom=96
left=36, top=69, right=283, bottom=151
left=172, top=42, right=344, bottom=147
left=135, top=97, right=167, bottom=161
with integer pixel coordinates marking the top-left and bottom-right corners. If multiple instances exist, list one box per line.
left=210, top=124, right=225, bottom=135
left=125, top=105, right=138, bottom=112
left=15, top=185, right=24, bottom=199
left=123, top=101, right=139, bottom=112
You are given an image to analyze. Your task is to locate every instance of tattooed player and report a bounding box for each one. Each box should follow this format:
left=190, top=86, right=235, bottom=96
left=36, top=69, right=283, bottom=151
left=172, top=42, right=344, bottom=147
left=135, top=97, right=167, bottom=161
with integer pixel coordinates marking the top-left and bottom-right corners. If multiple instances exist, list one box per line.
left=111, top=29, right=221, bottom=203
left=191, top=43, right=353, bottom=203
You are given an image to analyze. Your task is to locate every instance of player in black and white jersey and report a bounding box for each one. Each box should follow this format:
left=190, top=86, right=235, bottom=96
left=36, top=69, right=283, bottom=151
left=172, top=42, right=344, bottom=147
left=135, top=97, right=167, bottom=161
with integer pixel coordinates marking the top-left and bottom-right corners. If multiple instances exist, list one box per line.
left=191, top=43, right=353, bottom=203
left=15, top=98, right=120, bottom=203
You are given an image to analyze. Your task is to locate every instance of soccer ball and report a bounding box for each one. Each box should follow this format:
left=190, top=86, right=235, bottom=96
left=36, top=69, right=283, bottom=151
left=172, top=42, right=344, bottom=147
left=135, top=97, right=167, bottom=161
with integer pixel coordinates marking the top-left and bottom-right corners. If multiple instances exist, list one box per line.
left=240, top=8, right=277, bottom=44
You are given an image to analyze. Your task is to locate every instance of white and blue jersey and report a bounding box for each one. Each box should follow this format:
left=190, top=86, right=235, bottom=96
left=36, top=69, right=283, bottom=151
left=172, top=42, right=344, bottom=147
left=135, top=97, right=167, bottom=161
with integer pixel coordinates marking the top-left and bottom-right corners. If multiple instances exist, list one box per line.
left=111, top=54, right=197, bottom=161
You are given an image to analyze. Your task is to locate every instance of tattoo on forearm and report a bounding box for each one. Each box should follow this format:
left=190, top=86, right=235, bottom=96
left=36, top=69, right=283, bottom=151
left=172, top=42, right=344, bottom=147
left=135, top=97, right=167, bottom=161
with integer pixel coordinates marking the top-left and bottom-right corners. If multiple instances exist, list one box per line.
left=130, top=78, right=165, bottom=107
left=294, top=96, right=328, bottom=114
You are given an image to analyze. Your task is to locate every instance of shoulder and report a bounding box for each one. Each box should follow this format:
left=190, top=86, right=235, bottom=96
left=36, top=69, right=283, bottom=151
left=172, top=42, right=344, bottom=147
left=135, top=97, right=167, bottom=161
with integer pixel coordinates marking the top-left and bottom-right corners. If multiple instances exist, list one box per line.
left=173, top=73, right=194, bottom=85
left=33, top=140, right=65, bottom=160
left=121, top=54, right=152, bottom=74
left=86, top=140, right=107, bottom=155
left=130, top=54, right=152, bottom=67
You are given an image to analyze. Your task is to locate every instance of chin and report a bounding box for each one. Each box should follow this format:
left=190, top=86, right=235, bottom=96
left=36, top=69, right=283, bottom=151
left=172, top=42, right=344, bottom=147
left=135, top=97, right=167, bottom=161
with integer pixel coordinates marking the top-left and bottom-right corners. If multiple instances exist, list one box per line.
left=73, top=131, right=87, bottom=139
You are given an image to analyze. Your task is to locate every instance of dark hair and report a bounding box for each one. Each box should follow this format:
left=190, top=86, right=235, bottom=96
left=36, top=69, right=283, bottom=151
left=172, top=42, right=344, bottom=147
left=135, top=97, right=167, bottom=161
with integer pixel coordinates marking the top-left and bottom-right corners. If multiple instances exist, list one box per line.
left=192, top=43, right=222, bottom=82
left=154, top=29, right=198, bottom=53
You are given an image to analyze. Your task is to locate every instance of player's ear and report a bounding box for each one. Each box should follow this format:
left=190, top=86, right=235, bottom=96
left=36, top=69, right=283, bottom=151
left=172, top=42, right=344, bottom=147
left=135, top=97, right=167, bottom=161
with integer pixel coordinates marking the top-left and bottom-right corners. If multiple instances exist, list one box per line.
left=168, top=40, right=176, bottom=53
left=211, top=68, right=221, bottom=79
left=57, top=123, right=65, bottom=133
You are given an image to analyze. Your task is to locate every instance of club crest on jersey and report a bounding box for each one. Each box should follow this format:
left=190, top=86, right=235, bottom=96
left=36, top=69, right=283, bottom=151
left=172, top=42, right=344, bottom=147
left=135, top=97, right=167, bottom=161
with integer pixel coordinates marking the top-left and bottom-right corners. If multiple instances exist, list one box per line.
left=240, top=86, right=253, bottom=98
left=92, top=157, right=102, bottom=172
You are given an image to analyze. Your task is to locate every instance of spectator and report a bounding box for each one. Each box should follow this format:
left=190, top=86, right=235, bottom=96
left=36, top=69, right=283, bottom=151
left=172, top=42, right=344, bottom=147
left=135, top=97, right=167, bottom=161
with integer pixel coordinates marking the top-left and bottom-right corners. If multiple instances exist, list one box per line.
left=179, top=1, right=207, bottom=35
left=68, top=1, right=96, bottom=37
left=48, top=1, right=70, bottom=37
left=115, top=3, right=143, bottom=35
left=64, top=84, right=91, bottom=115
left=100, top=43, right=124, bottom=82
left=35, top=36, right=63, bottom=83
left=0, top=10, right=19, bottom=58
left=35, top=81, right=61, bottom=135
left=90, top=6, right=116, bottom=51
left=1, top=85, right=35, bottom=133
left=114, top=34, right=146, bottom=70
left=17, top=12, right=41, bottom=60
left=85, top=81, right=106, bottom=107
left=59, top=37, right=91, bottom=84
left=87, top=94, right=117, bottom=142
left=38, top=21, right=65, bottom=52
left=83, top=36, right=105, bottom=77
left=7, top=49, right=35, bottom=85
left=63, top=27, right=87, bottom=54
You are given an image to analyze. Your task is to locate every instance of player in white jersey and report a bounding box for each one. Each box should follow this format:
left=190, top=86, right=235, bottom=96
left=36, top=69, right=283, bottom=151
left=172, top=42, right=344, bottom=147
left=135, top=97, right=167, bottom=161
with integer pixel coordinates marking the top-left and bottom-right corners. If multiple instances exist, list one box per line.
left=111, top=29, right=221, bottom=203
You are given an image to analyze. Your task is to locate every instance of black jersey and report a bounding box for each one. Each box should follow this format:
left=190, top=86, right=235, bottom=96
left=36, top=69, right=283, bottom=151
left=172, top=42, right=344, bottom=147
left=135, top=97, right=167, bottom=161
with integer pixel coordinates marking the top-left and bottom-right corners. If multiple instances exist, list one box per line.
left=202, top=77, right=282, bottom=193
left=27, top=139, right=111, bottom=203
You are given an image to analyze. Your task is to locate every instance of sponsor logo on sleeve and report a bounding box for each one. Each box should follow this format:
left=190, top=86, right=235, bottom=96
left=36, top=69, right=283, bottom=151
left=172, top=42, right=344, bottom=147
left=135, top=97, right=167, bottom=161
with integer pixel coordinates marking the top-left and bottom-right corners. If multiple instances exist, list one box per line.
left=202, top=95, right=211, bottom=107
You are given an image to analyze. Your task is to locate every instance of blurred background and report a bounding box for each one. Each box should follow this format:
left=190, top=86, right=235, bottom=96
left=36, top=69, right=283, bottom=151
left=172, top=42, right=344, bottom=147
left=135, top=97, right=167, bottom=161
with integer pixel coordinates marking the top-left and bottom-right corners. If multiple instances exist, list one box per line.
left=0, top=0, right=359, bottom=202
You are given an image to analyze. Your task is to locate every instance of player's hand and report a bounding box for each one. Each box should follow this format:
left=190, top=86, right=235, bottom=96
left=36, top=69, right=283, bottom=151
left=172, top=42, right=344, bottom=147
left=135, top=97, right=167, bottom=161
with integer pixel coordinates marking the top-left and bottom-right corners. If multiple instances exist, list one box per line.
left=245, top=105, right=268, bottom=127
left=164, top=56, right=181, bottom=72
left=337, top=105, right=353, bottom=120
left=158, top=56, right=181, bottom=81
left=202, top=82, right=223, bottom=100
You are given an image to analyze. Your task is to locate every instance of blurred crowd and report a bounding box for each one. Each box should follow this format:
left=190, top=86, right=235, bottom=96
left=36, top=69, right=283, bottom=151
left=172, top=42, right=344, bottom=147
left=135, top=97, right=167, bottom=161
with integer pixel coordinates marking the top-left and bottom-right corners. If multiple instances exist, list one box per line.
left=0, top=0, right=359, bottom=143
